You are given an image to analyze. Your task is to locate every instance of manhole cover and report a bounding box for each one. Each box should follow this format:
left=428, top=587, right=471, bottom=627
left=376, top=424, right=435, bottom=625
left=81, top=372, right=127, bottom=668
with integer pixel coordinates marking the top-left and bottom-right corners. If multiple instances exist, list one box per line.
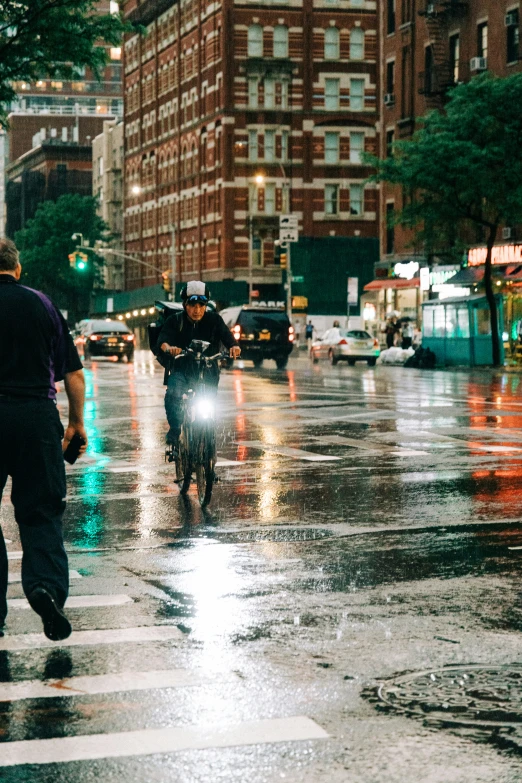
left=205, top=528, right=334, bottom=544
left=375, top=665, right=522, bottom=728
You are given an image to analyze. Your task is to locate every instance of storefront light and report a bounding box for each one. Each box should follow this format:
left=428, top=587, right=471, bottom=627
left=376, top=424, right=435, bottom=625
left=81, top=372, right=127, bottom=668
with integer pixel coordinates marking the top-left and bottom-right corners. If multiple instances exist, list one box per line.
left=117, top=315, right=124, bottom=320
left=363, top=304, right=376, bottom=321
left=149, top=307, right=155, bottom=314
left=132, top=310, right=139, bottom=316
left=126, top=312, right=131, bottom=318
left=140, top=308, right=146, bottom=315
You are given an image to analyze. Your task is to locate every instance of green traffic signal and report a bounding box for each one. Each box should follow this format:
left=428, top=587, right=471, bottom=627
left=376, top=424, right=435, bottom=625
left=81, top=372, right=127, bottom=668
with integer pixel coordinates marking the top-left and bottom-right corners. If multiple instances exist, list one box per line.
left=69, top=251, right=88, bottom=271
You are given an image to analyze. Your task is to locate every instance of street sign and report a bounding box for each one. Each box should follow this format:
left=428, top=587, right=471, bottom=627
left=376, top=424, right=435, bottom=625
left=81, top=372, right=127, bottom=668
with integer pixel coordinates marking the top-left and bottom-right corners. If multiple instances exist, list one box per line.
left=279, top=214, right=298, bottom=229
left=292, top=275, right=304, bottom=283
left=279, top=227, right=299, bottom=243
left=347, top=277, right=359, bottom=305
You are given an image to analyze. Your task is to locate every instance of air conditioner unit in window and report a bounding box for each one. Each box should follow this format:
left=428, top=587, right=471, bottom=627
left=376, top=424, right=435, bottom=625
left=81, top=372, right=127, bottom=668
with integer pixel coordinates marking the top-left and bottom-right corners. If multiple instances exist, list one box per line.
left=426, top=2, right=436, bottom=15
left=502, top=227, right=513, bottom=240
left=470, top=57, right=487, bottom=72
left=505, top=12, right=519, bottom=27
left=384, top=93, right=395, bottom=106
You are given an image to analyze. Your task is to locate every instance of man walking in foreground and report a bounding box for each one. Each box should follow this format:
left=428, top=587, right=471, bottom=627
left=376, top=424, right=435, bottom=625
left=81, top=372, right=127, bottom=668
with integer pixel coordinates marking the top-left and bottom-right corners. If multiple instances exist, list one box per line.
left=0, top=239, right=87, bottom=641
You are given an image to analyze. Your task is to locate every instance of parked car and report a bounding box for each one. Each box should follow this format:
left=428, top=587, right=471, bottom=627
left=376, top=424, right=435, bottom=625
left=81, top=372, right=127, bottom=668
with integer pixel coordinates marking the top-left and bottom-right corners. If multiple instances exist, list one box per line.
left=310, top=328, right=380, bottom=366
left=219, top=306, right=294, bottom=369
left=75, top=319, right=135, bottom=362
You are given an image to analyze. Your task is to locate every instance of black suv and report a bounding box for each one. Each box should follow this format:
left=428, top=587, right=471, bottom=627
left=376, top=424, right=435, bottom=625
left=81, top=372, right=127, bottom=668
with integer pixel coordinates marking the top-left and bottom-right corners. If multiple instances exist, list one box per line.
left=219, top=306, right=294, bottom=369
left=76, top=319, right=135, bottom=362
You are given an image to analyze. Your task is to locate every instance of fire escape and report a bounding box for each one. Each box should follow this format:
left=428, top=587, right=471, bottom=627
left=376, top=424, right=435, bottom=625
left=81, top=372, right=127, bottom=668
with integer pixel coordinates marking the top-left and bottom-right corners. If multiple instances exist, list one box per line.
left=418, top=0, right=469, bottom=108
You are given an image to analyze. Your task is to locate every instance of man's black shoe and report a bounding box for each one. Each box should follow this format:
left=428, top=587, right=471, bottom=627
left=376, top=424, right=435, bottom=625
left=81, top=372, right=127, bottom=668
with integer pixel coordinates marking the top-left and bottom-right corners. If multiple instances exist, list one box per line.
left=27, top=587, right=72, bottom=642
left=0, top=627, right=4, bottom=638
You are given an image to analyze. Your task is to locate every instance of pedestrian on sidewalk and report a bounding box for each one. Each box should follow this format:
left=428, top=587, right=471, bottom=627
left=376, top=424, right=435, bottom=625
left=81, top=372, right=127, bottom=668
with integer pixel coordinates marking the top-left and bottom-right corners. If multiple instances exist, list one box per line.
left=0, top=239, right=87, bottom=641
left=305, top=320, right=314, bottom=352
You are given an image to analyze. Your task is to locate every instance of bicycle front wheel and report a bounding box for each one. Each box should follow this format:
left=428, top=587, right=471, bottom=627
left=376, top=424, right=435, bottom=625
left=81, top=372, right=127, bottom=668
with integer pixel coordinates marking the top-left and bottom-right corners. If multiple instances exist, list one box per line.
left=176, top=428, right=192, bottom=494
left=196, top=462, right=214, bottom=506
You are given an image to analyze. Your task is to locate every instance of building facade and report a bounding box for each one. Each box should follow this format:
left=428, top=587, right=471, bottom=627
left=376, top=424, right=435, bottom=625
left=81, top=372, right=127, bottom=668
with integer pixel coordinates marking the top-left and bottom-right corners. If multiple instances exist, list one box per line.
left=370, top=0, right=522, bottom=324
left=93, top=120, right=125, bottom=290
left=122, top=0, right=378, bottom=300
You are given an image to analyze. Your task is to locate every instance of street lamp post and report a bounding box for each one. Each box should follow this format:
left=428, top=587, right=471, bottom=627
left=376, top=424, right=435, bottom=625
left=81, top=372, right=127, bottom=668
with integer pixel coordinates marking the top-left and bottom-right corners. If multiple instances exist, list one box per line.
left=248, top=173, right=265, bottom=305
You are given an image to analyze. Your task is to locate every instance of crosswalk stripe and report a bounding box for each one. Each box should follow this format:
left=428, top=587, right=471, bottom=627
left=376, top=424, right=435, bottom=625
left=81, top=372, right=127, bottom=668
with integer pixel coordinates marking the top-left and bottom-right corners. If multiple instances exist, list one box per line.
left=0, top=625, right=183, bottom=652
left=8, top=594, right=132, bottom=610
left=0, top=715, right=328, bottom=767
left=311, top=434, right=428, bottom=456
left=8, top=570, right=81, bottom=584
left=0, top=668, right=235, bottom=703
left=235, top=441, right=340, bottom=462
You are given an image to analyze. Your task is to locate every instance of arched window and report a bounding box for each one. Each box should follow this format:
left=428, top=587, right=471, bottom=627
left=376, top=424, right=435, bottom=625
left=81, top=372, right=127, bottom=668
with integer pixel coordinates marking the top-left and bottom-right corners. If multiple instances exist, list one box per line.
left=248, top=24, right=263, bottom=57
left=191, top=142, right=197, bottom=175
left=324, top=27, right=340, bottom=60
left=350, top=27, right=365, bottom=60
left=273, top=25, right=288, bottom=58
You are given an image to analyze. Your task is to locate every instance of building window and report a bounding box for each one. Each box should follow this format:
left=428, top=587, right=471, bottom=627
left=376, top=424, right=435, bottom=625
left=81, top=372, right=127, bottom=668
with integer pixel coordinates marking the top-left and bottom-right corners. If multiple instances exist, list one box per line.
left=401, top=0, right=413, bottom=25
left=424, top=45, right=434, bottom=94
left=248, top=24, right=263, bottom=57
left=248, top=77, right=258, bottom=108
left=387, top=0, right=396, bottom=35
left=386, top=128, right=394, bottom=157
left=477, top=22, right=488, bottom=59
left=507, top=10, right=519, bottom=64
left=281, top=130, right=289, bottom=162
left=386, top=202, right=394, bottom=254
left=325, top=184, right=339, bottom=215
left=449, top=34, right=460, bottom=83
left=324, top=27, right=340, bottom=60
left=273, top=25, right=288, bottom=58
left=265, top=130, right=275, bottom=161
left=349, top=78, right=365, bottom=110
left=264, top=78, right=275, bottom=108
left=265, top=183, right=276, bottom=214
left=324, top=78, right=340, bottom=110
left=281, top=81, right=289, bottom=109
left=386, top=60, right=395, bottom=95
left=350, top=28, right=364, bottom=61
left=248, top=130, right=258, bottom=162
left=349, top=184, right=363, bottom=215
left=324, top=132, right=339, bottom=163
left=350, top=131, right=364, bottom=163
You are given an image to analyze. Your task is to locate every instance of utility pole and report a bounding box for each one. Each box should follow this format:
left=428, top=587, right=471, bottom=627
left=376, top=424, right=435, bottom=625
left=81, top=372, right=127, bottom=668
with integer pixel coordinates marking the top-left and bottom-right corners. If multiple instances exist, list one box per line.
left=286, top=242, right=292, bottom=323
left=170, top=224, right=177, bottom=302
left=248, top=215, right=253, bottom=305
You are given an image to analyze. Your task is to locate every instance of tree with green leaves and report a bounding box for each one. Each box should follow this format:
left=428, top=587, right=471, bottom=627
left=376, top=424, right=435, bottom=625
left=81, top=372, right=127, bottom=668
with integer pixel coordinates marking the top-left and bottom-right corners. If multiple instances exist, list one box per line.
left=365, top=73, right=522, bottom=367
left=15, top=194, right=107, bottom=323
left=0, top=1, right=130, bottom=126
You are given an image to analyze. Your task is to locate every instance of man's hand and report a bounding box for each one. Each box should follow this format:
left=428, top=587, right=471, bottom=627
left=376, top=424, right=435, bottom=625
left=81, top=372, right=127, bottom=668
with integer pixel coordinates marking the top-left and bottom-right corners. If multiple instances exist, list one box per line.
left=161, top=342, right=182, bottom=357
left=230, top=346, right=241, bottom=359
left=62, top=424, right=88, bottom=455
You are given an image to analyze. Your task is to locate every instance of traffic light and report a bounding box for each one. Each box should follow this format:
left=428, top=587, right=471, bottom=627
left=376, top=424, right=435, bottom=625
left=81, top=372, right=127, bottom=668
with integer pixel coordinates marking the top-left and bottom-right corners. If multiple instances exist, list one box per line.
left=279, top=252, right=287, bottom=269
left=162, top=270, right=171, bottom=293
left=69, top=251, right=88, bottom=271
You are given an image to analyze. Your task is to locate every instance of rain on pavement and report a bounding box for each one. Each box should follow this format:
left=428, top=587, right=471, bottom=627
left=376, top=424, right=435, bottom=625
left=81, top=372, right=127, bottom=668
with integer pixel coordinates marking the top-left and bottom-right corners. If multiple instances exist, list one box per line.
left=1, top=352, right=522, bottom=782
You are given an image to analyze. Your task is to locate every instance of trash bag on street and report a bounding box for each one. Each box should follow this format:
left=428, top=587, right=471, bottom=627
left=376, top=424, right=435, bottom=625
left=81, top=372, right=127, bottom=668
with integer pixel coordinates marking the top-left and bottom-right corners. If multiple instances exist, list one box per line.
left=404, top=346, right=436, bottom=369
left=380, top=346, right=415, bottom=365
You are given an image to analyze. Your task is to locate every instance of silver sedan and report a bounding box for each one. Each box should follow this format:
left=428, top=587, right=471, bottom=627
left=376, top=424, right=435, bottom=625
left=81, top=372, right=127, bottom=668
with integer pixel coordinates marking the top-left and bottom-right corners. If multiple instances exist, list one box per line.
left=310, top=328, right=380, bottom=366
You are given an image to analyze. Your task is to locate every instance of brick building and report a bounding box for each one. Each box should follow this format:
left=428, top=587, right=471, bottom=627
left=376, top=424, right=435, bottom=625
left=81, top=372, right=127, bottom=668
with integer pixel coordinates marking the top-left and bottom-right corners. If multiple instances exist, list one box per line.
left=122, top=0, right=379, bottom=301
left=370, top=0, right=522, bottom=323
left=93, top=121, right=125, bottom=290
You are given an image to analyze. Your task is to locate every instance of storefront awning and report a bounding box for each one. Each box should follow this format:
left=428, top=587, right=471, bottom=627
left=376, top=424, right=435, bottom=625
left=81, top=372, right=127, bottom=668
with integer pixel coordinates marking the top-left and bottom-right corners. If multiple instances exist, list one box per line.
left=444, top=267, right=484, bottom=286
left=364, top=277, right=421, bottom=291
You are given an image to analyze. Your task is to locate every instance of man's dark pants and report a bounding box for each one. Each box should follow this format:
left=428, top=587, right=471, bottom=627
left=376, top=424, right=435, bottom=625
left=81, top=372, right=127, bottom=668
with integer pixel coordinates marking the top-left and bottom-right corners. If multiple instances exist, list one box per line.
left=0, top=398, right=69, bottom=627
left=165, top=370, right=218, bottom=445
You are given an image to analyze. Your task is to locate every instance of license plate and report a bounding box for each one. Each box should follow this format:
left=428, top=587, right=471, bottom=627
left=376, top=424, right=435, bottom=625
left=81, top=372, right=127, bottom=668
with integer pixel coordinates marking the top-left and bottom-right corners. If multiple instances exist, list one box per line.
left=353, top=341, right=366, bottom=349
left=107, top=337, right=118, bottom=344
left=259, top=331, right=271, bottom=340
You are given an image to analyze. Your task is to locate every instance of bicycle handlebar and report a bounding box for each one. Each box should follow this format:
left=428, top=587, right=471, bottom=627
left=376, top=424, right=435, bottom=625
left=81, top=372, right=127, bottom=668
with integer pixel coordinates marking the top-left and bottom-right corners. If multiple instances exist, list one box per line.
left=168, top=348, right=229, bottom=363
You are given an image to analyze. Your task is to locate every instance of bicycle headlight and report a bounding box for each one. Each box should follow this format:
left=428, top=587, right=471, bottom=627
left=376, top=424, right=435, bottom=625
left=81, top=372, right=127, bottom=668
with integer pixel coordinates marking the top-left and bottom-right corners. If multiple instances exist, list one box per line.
left=196, top=398, right=215, bottom=419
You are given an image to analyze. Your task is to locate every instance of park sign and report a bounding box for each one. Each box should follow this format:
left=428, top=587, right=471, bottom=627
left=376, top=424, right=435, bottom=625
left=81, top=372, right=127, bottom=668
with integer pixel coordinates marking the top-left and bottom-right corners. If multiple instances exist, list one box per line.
left=468, top=244, right=522, bottom=266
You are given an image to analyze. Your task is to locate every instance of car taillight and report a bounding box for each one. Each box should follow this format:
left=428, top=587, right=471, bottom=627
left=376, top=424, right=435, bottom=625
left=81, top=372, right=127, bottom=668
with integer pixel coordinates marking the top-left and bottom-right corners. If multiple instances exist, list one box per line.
left=289, top=333, right=295, bottom=342
left=124, top=334, right=134, bottom=341
left=289, top=325, right=295, bottom=334
left=339, top=339, right=348, bottom=345
left=233, top=325, right=241, bottom=338
left=373, top=339, right=379, bottom=348
left=89, top=335, right=100, bottom=341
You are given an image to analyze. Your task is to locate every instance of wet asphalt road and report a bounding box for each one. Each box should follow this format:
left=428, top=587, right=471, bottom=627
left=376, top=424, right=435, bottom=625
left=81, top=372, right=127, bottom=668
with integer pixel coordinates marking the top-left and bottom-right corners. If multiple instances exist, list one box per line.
left=1, top=351, right=522, bottom=781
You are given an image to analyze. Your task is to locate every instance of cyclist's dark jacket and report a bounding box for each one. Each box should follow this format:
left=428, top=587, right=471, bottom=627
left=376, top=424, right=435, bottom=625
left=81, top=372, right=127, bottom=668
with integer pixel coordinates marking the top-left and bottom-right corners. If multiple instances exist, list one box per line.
left=156, top=309, right=237, bottom=383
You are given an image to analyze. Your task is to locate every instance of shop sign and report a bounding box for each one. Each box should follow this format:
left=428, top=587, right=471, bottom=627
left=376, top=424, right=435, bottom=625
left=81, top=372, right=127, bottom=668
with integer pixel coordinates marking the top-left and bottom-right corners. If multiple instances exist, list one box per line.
left=394, top=261, right=419, bottom=279
left=468, top=244, right=522, bottom=266
left=420, top=268, right=430, bottom=292
left=430, top=266, right=459, bottom=292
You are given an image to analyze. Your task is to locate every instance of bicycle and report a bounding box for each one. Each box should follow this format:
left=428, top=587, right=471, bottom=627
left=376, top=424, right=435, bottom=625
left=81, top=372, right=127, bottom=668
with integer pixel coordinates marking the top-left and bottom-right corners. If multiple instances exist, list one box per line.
left=165, top=339, right=228, bottom=506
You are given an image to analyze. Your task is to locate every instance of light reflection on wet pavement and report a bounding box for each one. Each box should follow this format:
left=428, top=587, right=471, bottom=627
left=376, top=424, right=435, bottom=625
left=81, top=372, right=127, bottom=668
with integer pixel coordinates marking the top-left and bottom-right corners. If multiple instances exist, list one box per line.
left=1, top=353, right=522, bottom=781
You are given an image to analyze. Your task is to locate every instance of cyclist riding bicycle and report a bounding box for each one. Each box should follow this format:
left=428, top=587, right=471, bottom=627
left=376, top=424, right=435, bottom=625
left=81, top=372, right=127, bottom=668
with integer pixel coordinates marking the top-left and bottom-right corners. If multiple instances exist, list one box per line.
left=156, top=281, right=241, bottom=458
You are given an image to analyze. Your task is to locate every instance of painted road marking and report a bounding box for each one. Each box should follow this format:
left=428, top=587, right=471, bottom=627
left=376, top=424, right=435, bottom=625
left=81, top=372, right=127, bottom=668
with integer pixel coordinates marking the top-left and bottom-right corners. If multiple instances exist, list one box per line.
left=312, top=434, right=428, bottom=456
left=0, top=625, right=183, bottom=652
left=0, top=669, right=236, bottom=703
left=8, top=594, right=132, bottom=610
left=235, top=441, right=340, bottom=462
left=0, top=716, right=328, bottom=767
left=8, top=570, right=81, bottom=584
